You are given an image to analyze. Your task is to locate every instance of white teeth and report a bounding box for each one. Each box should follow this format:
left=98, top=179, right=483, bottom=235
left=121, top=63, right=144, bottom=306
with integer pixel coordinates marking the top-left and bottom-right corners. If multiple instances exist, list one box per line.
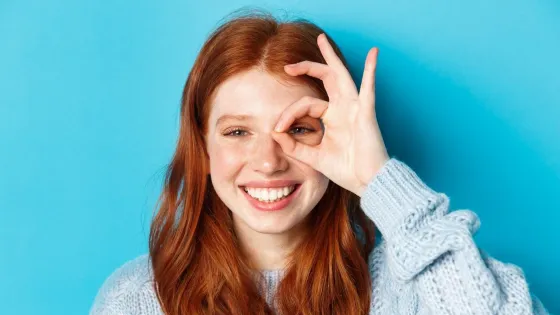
left=244, top=185, right=296, bottom=202
left=269, top=189, right=277, bottom=200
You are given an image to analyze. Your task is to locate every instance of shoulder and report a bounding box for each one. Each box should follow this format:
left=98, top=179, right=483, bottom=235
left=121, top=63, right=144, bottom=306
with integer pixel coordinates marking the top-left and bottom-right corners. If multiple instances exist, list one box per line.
left=89, top=254, right=162, bottom=315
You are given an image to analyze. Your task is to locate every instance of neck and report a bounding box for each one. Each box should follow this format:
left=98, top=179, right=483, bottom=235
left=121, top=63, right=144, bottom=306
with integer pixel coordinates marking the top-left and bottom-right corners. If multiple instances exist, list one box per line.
left=233, top=218, right=308, bottom=271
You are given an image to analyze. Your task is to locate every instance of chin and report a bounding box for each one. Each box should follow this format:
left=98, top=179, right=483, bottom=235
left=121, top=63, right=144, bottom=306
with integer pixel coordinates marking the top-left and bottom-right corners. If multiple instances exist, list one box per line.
left=243, top=215, right=302, bottom=235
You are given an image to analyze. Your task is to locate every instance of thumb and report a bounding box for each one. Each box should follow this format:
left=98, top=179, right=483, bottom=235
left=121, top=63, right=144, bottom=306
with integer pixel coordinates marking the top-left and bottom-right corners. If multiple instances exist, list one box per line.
left=271, top=131, right=321, bottom=168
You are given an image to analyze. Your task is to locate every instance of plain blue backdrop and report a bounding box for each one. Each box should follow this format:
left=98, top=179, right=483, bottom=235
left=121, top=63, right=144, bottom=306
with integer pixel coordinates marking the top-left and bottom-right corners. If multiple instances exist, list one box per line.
left=1, top=0, right=558, bottom=314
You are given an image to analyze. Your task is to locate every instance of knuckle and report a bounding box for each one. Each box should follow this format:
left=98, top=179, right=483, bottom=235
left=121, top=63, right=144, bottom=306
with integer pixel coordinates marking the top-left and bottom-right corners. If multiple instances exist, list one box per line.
left=296, top=61, right=309, bottom=69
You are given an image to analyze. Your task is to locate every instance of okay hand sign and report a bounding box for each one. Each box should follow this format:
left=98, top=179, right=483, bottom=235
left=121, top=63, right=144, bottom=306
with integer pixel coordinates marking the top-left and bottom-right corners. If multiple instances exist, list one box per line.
left=272, top=33, right=389, bottom=197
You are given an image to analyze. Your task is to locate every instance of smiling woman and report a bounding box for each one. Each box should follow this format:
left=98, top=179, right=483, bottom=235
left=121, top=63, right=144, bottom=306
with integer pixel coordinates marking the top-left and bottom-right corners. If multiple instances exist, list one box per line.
left=89, top=10, right=375, bottom=315
left=89, top=8, right=549, bottom=315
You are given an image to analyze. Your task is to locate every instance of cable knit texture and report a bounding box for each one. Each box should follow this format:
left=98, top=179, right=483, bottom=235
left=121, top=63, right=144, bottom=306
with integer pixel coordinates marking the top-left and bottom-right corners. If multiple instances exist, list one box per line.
left=90, top=158, right=549, bottom=315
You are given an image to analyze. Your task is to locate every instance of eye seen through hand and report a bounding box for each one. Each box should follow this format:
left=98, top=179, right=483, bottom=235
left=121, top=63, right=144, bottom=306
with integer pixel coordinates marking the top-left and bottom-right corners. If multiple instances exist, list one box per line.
left=288, top=126, right=314, bottom=135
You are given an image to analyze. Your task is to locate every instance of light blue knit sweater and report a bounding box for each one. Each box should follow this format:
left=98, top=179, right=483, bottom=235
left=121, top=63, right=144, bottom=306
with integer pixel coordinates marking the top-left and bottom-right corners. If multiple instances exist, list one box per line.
left=90, top=158, right=549, bottom=314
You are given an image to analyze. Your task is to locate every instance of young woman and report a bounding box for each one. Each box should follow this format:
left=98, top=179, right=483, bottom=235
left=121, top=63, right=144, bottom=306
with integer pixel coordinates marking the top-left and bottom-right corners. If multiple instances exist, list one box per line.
left=90, top=10, right=549, bottom=315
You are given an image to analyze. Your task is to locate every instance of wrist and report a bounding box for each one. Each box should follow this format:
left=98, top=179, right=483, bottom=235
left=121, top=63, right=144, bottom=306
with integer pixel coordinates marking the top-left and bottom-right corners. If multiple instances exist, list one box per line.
left=355, top=155, right=390, bottom=197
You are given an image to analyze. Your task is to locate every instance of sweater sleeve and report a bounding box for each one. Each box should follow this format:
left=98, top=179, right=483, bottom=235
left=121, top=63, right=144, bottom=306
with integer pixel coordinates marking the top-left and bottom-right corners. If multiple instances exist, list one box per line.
left=360, top=158, right=549, bottom=315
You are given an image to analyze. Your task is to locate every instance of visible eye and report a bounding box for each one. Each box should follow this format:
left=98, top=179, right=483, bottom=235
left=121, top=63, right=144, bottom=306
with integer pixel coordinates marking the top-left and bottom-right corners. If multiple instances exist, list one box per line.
left=223, top=128, right=248, bottom=137
left=288, top=126, right=315, bottom=135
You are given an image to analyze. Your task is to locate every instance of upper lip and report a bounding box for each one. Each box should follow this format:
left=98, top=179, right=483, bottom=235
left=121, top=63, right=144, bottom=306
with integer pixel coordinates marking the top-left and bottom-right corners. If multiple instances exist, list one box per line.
left=240, top=180, right=300, bottom=188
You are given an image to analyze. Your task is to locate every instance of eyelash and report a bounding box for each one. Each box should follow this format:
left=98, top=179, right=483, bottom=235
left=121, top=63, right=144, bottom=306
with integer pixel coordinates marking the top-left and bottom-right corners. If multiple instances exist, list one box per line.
left=223, top=126, right=315, bottom=137
left=223, top=128, right=248, bottom=137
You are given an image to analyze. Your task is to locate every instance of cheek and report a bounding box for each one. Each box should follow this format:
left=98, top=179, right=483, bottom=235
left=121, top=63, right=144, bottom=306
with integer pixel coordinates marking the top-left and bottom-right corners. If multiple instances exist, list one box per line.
left=309, top=172, right=330, bottom=208
left=293, top=160, right=330, bottom=190
left=297, top=131, right=323, bottom=146
left=313, top=172, right=330, bottom=192
left=208, top=142, right=246, bottom=179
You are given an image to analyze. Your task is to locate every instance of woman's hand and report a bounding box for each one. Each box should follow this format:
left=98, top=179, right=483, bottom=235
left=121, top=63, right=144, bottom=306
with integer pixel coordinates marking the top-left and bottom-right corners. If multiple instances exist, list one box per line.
left=271, top=33, right=389, bottom=197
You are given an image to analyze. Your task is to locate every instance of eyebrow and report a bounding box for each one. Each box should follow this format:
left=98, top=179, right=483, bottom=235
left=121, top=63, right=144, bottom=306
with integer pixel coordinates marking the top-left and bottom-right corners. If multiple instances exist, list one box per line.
left=215, top=114, right=254, bottom=127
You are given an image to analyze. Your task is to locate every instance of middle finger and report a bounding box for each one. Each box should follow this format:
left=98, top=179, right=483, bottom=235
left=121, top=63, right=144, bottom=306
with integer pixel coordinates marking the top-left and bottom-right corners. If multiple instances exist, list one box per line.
left=284, top=61, right=339, bottom=99
left=317, top=34, right=358, bottom=94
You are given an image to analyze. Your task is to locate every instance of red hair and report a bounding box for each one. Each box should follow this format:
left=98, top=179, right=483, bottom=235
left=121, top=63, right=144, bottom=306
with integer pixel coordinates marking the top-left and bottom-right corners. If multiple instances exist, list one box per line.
left=149, top=9, right=376, bottom=315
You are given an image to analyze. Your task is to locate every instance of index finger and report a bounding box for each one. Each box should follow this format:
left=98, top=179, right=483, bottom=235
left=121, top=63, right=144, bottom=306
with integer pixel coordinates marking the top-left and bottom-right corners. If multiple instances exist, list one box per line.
left=274, top=96, right=329, bottom=132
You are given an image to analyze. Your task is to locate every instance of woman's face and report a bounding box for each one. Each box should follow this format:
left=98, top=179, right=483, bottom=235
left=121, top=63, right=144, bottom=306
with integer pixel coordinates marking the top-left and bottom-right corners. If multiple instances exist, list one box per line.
left=206, top=68, right=329, bottom=236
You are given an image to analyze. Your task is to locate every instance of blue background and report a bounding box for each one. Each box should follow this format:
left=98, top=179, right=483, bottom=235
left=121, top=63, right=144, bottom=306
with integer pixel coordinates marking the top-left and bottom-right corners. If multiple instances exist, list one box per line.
left=1, top=0, right=558, bottom=314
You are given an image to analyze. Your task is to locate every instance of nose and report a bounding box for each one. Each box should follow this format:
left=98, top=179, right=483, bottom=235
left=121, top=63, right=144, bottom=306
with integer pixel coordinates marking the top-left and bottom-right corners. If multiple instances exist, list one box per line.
left=248, top=134, right=289, bottom=175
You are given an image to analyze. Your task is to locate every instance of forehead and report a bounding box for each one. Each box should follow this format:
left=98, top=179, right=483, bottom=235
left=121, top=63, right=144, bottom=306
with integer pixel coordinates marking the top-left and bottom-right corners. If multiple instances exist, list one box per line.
left=208, top=68, right=320, bottom=124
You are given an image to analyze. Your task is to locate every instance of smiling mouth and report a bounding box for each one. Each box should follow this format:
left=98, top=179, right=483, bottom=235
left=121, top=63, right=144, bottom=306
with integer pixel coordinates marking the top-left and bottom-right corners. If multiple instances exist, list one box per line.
left=241, top=185, right=298, bottom=203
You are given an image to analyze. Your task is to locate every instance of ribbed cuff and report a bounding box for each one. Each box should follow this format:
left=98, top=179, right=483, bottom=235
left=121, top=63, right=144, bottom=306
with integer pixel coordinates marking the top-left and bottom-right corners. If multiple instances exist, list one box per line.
left=359, top=158, right=440, bottom=238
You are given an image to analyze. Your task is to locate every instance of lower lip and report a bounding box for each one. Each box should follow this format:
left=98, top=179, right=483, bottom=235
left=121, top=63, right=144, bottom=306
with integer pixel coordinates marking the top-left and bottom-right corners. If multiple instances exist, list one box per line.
left=241, top=184, right=301, bottom=211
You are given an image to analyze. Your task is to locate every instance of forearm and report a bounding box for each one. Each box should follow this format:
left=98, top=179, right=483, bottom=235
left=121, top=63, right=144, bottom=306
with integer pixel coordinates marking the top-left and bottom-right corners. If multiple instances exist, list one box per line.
left=361, top=158, right=547, bottom=314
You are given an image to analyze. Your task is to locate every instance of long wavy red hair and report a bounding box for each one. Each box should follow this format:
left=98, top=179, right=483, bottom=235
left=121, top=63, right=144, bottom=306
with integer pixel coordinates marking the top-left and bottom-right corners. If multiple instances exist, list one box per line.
left=149, top=9, right=376, bottom=315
